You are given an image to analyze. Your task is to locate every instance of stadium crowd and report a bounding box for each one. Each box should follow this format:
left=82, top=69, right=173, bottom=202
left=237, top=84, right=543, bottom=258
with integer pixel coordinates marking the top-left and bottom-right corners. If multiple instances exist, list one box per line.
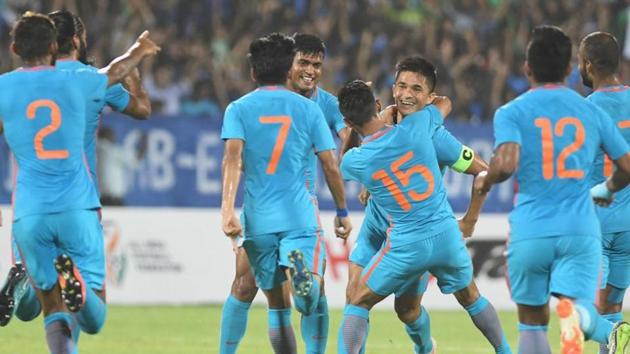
left=1, top=0, right=630, bottom=122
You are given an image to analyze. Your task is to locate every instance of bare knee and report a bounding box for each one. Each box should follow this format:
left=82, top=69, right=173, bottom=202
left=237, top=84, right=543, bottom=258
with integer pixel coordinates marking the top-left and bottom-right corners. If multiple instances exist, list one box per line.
left=454, top=281, right=480, bottom=308
left=517, top=303, right=549, bottom=326
left=231, top=272, right=258, bottom=302
left=395, top=299, right=420, bottom=324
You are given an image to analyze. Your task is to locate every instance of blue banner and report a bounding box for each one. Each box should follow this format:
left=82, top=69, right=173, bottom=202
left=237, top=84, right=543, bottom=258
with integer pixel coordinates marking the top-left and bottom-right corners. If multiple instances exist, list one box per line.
left=0, top=114, right=515, bottom=213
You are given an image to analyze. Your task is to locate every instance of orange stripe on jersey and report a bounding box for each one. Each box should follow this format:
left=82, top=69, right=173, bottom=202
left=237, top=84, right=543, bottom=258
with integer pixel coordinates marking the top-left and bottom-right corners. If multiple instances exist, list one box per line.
left=618, top=120, right=630, bottom=129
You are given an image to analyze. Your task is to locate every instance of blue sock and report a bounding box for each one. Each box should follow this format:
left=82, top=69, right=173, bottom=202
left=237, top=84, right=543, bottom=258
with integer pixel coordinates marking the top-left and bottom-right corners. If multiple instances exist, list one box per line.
left=293, top=278, right=320, bottom=316
left=575, top=300, right=613, bottom=344
left=465, top=296, right=511, bottom=353
left=44, top=312, right=78, bottom=354
left=15, top=282, right=41, bottom=321
left=301, top=295, right=329, bottom=354
left=518, top=323, right=550, bottom=354
left=219, top=295, right=252, bottom=354
left=268, top=308, right=297, bottom=353
left=339, top=304, right=369, bottom=354
left=76, top=288, right=107, bottom=334
left=404, top=306, right=432, bottom=354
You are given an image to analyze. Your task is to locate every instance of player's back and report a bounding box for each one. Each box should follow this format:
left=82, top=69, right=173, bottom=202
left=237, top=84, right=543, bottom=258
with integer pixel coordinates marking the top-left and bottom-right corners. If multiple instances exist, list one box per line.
left=0, top=67, right=104, bottom=220
left=56, top=59, right=130, bottom=193
left=588, top=85, right=630, bottom=233
left=495, top=85, right=613, bottom=239
left=342, top=107, right=454, bottom=241
left=222, top=86, right=335, bottom=236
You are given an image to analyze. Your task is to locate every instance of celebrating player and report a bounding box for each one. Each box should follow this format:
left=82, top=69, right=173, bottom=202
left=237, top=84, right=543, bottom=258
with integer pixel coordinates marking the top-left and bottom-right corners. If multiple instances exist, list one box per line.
left=579, top=31, right=630, bottom=354
left=220, top=33, right=351, bottom=354
left=477, top=25, right=630, bottom=354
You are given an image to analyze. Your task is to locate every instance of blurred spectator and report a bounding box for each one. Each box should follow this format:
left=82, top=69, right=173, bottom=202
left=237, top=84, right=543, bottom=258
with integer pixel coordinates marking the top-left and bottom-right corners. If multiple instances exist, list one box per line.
left=1, top=0, right=630, bottom=121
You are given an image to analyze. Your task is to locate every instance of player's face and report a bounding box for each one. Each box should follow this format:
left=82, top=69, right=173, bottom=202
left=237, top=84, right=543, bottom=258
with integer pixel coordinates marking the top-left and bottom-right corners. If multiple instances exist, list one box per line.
left=578, top=45, right=593, bottom=88
left=393, top=71, right=434, bottom=117
left=287, top=52, right=324, bottom=96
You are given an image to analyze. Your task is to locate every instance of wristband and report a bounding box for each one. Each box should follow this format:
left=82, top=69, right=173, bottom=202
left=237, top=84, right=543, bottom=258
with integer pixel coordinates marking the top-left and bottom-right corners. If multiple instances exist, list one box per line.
left=336, top=208, right=349, bottom=217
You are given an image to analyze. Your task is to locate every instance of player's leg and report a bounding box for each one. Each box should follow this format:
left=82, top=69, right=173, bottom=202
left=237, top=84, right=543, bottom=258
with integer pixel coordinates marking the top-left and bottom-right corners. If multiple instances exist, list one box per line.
left=220, top=242, right=259, bottom=354
left=300, top=246, right=328, bottom=354
left=505, top=237, right=554, bottom=354
left=394, top=274, right=435, bottom=354
left=13, top=214, right=79, bottom=353
left=243, top=233, right=297, bottom=353
left=0, top=236, right=41, bottom=326
left=552, top=234, right=630, bottom=353
left=56, top=210, right=108, bottom=335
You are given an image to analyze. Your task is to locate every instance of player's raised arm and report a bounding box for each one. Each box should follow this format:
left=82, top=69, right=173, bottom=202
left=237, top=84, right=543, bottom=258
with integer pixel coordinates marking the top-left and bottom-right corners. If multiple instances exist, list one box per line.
left=99, top=31, right=160, bottom=88
left=220, top=139, right=243, bottom=238
left=121, top=68, right=151, bottom=119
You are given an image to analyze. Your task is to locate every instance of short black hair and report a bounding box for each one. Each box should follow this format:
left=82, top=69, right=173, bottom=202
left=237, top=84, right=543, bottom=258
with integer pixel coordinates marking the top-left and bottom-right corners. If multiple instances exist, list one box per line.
left=338, top=80, right=376, bottom=127
left=526, top=25, right=572, bottom=83
left=394, top=56, right=437, bottom=92
left=581, top=32, right=620, bottom=76
left=48, top=10, right=85, bottom=56
left=293, top=33, right=326, bottom=57
left=11, top=12, right=57, bottom=62
left=248, top=33, right=295, bottom=85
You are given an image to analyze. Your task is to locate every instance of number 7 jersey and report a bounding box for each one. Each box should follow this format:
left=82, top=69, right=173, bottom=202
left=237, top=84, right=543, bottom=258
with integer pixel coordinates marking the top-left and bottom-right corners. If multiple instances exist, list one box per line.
left=493, top=85, right=630, bottom=241
left=0, top=66, right=106, bottom=220
left=221, top=86, right=336, bottom=236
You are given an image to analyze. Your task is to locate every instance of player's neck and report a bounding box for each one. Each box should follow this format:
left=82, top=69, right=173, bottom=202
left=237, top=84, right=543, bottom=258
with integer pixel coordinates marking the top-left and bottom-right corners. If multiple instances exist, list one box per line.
left=22, top=56, right=54, bottom=68
left=56, top=53, right=77, bottom=62
left=592, top=75, right=621, bottom=90
left=358, top=118, right=387, bottom=138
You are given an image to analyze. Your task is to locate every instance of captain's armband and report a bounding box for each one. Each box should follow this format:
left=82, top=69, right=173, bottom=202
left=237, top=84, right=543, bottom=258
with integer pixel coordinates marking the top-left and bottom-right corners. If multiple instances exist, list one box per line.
left=452, top=145, right=474, bottom=173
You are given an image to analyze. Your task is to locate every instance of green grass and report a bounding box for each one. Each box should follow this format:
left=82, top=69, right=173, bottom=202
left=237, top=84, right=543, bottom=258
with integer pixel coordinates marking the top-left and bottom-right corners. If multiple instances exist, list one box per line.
left=0, top=305, right=615, bottom=353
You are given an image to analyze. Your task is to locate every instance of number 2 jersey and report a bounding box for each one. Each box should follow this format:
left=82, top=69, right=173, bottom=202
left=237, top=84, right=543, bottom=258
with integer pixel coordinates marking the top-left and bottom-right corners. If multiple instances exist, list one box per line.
left=0, top=66, right=106, bottom=220
left=587, top=85, right=630, bottom=234
left=341, top=105, right=456, bottom=242
left=220, top=86, right=336, bottom=236
left=493, top=85, right=629, bottom=241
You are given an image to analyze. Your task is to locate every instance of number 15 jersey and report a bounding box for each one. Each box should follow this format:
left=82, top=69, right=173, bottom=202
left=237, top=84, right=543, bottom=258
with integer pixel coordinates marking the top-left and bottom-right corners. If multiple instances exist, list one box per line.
left=221, top=86, right=336, bottom=236
left=0, top=67, right=106, bottom=220
left=493, top=85, right=629, bottom=241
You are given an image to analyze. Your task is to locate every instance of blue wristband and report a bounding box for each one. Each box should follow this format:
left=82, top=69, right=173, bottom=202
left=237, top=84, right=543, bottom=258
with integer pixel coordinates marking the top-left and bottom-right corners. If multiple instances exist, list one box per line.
left=336, top=208, right=349, bottom=217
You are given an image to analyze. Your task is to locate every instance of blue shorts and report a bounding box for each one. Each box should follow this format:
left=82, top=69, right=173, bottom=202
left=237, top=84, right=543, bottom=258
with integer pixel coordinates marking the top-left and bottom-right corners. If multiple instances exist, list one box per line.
left=601, top=230, right=630, bottom=290
left=350, top=201, right=429, bottom=297
left=242, top=228, right=324, bottom=290
left=12, top=234, right=21, bottom=263
left=362, top=222, right=471, bottom=297
left=13, top=209, right=105, bottom=291
left=507, top=234, right=600, bottom=306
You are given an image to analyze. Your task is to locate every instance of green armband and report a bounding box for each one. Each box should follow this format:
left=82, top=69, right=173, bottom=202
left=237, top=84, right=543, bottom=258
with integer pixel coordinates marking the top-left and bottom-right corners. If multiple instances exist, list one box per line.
left=452, top=145, right=474, bottom=173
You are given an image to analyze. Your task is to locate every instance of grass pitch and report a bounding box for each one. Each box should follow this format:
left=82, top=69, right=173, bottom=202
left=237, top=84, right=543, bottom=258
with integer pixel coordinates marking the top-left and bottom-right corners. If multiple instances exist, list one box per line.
left=0, top=305, right=612, bottom=353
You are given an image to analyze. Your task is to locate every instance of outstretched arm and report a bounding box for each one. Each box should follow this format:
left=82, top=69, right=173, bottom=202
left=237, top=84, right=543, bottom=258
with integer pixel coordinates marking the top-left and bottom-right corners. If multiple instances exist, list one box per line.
left=318, top=150, right=352, bottom=240
left=99, top=31, right=160, bottom=87
left=121, top=68, right=151, bottom=119
left=475, top=142, right=520, bottom=195
left=458, top=155, right=489, bottom=237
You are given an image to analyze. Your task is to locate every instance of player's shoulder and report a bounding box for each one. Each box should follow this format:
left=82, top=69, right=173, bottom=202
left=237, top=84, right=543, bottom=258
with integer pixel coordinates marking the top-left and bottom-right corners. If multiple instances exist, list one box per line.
left=314, top=86, right=336, bottom=101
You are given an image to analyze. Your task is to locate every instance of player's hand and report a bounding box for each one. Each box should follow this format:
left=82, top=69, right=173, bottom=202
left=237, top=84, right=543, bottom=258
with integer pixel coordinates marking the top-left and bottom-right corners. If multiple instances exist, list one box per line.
left=591, top=182, right=614, bottom=207
left=458, top=217, right=476, bottom=238
left=358, top=188, right=370, bottom=206
left=334, top=216, right=352, bottom=241
left=133, top=31, right=161, bottom=57
left=222, top=213, right=242, bottom=238
left=431, top=95, right=452, bottom=118
left=473, top=171, right=490, bottom=195
left=380, top=104, right=398, bottom=125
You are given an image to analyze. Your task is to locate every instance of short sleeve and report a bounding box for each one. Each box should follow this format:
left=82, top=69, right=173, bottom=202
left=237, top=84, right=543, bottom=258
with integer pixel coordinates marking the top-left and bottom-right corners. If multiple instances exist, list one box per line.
left=324, top=95, right=347, bottom=134
left=221, top=102, right=245, bottom=141
left=105, top=83, right=131, bottom=112
left=598, top=107, right=630, bottom=160
left=340, top=149, right=360, bottom=182
left=310, top=107, right=336, bottom=153
left=398, top=104, right=442, bottom=137
left=433, top=126, right=463, bottom=166
left=493, top=105, right=522, bottom=148
left=76, top=70, right=108, bottom=103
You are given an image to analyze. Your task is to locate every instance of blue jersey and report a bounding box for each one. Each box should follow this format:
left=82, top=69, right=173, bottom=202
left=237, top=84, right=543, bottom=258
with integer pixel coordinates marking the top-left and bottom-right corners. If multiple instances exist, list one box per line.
left=305, top=86, right=345, bottom=196
left=493, top=85, right=630, bottom=240
left=221, top=86, right=336, bottom=235
left=0, top=67, right=106, bottom=220
left=341, top=105, right=456, bottom=241
left=56, top=59, right=130, bottom=194
left=587, top=86, right=630, bottom=234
